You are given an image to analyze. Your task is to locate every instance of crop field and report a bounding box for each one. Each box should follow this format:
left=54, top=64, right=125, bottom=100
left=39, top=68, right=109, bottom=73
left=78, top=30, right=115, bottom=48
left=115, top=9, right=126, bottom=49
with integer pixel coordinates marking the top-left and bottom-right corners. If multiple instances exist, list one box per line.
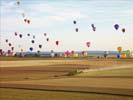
left=0, top=57, right=133, bottom=100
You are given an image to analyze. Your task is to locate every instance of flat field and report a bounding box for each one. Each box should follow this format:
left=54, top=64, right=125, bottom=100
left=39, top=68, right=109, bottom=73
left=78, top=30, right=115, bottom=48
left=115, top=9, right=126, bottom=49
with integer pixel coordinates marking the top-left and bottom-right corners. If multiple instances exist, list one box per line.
left=0, top=57, right=133, bottom=100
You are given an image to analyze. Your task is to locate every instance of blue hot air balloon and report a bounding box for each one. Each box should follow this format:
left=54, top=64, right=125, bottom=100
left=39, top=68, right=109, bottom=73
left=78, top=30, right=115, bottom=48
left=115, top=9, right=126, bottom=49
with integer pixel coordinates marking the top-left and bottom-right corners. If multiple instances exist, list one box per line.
left=29, top=47, right=33, bottom=51
left=114, top=24, right=119, bottom=30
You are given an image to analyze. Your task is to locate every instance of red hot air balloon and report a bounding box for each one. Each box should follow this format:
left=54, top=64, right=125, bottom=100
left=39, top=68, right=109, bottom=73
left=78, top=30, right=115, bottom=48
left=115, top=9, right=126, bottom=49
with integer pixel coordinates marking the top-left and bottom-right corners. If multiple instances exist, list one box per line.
left=56, top=41, right=59, bottom=46
left=86, top=42, right=91, bottom=48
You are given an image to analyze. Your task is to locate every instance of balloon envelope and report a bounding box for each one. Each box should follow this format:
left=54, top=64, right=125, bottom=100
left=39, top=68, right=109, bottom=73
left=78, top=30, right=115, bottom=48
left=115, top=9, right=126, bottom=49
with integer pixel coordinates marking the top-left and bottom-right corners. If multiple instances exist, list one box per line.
left=73, top=20, right=76, bottom=24
left=5, top=39, right=8, bottom=43
left=117, top=47, right=122, bottom=52
left=39, top=45, right=42, bottom=48
left=75, top=28, right=78, bottom=32
left=114, top=24, right=119, bottom=30
left=56, top=41, right=59, bottom=45
left=15, top=32, right=17, bottom=36
left=122, top=28, right=125, bottom=33
left=44, top=33, right=47, bottom=36
left=29, top=47, right=33, bottom=51
left=31, top=40, right=35, bottom=43
left=19, top=34, right=22, bottom=38
left=86, top=42, right=91, bottom=48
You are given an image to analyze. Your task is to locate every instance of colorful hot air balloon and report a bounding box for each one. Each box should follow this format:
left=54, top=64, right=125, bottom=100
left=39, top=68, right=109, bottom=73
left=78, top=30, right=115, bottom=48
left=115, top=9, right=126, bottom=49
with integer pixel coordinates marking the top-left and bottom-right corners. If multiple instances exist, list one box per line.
left=56, top=41, right=59, bottom=46
left=86, top=42, right=91, bottom=48
left=114, top=24, right=119, bottom=30
left=75, top=28, right=78, bottom=32
left=122, top=28, right=125, bottom=33
left=73, top=20, right=76, bottom=24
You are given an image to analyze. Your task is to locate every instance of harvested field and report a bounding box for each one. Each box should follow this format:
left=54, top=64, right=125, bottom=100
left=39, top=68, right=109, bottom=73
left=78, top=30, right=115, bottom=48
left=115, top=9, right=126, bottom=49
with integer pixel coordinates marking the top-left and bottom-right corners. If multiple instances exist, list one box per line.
left=0, top=58, right=133, bottom=99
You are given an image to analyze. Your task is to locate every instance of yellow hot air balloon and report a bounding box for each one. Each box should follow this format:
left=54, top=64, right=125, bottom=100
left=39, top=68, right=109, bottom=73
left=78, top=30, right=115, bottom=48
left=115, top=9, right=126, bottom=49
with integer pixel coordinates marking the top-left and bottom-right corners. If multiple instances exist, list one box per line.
left=117, top=47, right=122, bottom=52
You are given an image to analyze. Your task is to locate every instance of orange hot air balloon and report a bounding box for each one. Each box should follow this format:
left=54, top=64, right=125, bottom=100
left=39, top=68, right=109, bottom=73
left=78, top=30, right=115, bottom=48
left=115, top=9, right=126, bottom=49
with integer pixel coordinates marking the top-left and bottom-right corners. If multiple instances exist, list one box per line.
left=117, top=47, right=122, bottom=52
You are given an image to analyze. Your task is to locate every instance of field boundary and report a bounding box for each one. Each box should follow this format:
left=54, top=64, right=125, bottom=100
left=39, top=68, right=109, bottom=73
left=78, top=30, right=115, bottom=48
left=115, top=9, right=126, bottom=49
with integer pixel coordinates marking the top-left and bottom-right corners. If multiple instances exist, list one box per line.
left=0, top=83, right=133, bottom=97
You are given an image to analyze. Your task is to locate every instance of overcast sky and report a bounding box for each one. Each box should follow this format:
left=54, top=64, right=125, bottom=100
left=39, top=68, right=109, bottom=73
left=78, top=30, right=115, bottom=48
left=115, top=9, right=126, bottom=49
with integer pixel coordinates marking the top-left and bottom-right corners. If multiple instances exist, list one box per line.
left=0, top=0, right=133, bottom=52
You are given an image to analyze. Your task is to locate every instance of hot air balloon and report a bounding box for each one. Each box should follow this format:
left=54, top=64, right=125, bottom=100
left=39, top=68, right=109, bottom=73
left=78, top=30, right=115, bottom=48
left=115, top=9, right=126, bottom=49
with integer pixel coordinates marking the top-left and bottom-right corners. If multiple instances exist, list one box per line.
left=75, top=28, right=78, bottom=32
left=16, top=0, right=20, bottom=5
left=44, top=33, right=47, bottom=36
left=91, top=24, right=96, bottom=31
left=5, top=39, right=8, bottom=43
left=91, top=24, right=95, bottom=28
left=15, top=32, right=17, bottom=36
left=56, top=41, right=59, bottom=46
left=46, top=38, right=49, bottom=42
left=22, top=13, right=25, bottom=18
left=27, top=34, right=30, bottom=36
left=9, top=43, right=12, bottom=46
left=86, top=42, right=90, bottom=48
left=19, top=34, right=22, bottom=38
left=11, top=47, right=14, bottom=51
left=39, top=45, right=42, bottom=48
left=114, top=24, right=119, bottom=30
left=33, top=35, right=35, bottom=39
left=117, top=47, right=122, bottom=53
left=27, top=20, right=30, bottom=24
left=31, top=40, right=35, bottom=43
left=73, top=20, right=76, bottom=24
left=122, top=28, right=125, bottom=33
left=29, top=47, right=33, bottom=51
left=24, top=19, right=27, bottom=23
left=92, top=27, right=96, bottom=31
